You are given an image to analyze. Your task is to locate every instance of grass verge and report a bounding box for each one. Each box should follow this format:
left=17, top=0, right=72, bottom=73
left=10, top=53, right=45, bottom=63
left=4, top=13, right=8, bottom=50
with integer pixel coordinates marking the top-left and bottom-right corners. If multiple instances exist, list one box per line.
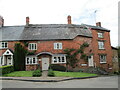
left=3, top=71, right=34, bottom=77
left=54, top=71, right=98, bottom=77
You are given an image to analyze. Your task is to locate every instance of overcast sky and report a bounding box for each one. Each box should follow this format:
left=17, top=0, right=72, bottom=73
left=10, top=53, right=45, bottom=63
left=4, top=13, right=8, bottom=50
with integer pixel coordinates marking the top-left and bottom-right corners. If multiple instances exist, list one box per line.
left=0, top=0, right=119, bottom=47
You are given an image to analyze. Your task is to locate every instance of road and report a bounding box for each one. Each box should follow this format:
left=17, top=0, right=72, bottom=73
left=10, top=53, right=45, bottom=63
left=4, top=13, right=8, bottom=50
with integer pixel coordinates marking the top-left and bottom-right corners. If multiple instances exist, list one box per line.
left=1, top=76, right=119, bottom=88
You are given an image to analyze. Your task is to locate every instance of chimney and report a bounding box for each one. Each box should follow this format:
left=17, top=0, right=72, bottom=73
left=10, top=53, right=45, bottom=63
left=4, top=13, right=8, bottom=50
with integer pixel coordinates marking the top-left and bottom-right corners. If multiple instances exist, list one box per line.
left=0, top=16, right=4, bottom=27
left=96, top=22, right=101, bottom=27
left=26, top=16, right=29, bottom=25
left=67, top=15, right=72, bottom=24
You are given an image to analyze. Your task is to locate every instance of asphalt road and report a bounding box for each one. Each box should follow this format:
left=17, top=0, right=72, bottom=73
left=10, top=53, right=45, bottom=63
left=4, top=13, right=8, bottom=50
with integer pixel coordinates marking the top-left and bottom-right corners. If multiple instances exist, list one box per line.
left=1, top=76, right=119, bottom=88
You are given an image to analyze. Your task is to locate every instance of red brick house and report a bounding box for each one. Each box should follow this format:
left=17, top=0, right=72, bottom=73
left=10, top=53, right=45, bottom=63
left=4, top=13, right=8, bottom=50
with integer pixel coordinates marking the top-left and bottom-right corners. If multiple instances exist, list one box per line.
left=0, top=15, right=113, bottom=72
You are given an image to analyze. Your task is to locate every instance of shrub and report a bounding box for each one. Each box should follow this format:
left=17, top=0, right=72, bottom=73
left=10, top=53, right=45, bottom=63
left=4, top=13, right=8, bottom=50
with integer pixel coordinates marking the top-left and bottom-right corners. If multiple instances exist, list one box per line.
left=49, top=64, right=66, bottom=72
left=32, top=69, right=42, bottom=77
left=80, top=67, right=108, bottom=75
left=48, top=69, right=55, bottom=77
left=0, top=65, right=14, bottom=75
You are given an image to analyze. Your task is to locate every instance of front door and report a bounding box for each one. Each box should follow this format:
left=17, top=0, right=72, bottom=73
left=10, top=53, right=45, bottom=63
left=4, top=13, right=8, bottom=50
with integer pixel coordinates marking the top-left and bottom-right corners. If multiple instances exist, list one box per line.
left=42, top=58, right=49, bottom=70
left=88, top=55, right=94, bottom=67
left=7, top=56, right=12, bottom=65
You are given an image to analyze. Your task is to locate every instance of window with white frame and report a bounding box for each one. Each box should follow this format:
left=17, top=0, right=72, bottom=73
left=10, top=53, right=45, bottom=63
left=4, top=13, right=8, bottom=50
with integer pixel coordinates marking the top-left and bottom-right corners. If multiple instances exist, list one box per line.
left=54, top=43, right=62, bottom=49
left=26, top=57, right=37, bottom=65
left=52, top=55, right=66, bottom=63
left=28, top=43, right=37, bottom=50
left=99, top=55, right=106, bottom=63
left=98, top=41, right=105, bottom=49
left=98, top=32, right=103, bottom=38
left=0, top=42, right=8, bottom=49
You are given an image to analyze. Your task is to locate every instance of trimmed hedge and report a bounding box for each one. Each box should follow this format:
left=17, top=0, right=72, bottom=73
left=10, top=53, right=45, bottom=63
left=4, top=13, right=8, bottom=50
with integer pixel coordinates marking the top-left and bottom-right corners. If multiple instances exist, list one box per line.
left=48, top=69, right=55, bottom=77
left=49, top=64, right=66, bottom=72
left=0, top=65, right=14, bottom=75
left=32, top=69, right=42, bottom=77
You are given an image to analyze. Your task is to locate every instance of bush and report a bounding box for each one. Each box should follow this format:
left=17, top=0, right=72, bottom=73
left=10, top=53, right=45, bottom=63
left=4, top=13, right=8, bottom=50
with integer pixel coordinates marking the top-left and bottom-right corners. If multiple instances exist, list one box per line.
left=0, top=65, right=14, bottom=75
left=48, top=69, right=55, bottom=77
left=80, top=67, right=108, bottom=75
left=114, top=71, right=120, bottom=75
left=49, top=64, right=66, bottom=72
left=32, top=69, right=42, bottom=77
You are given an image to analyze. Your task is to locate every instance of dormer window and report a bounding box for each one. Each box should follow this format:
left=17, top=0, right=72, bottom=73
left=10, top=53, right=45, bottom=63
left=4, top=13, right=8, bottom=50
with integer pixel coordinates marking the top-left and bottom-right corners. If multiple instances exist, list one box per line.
left=98, top=32, right=103, bottom=38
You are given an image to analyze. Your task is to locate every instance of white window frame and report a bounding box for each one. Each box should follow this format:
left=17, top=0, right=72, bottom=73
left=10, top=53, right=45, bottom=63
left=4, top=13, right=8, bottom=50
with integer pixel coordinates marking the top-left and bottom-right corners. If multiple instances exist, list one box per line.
left=52, top=55, right=66, bottom=64
left=98, top=41, right=105, bottom=49
left=0, top=42, right=8, bottom=49
left=99, top=55, right=106, bottom=63
left=28, top=43, right=37, bottom=50
left=98, top=32, right=103, bottom=38
left=26, top=57, right=38, bottom=65
left=54, top=43, right=62, bottom=50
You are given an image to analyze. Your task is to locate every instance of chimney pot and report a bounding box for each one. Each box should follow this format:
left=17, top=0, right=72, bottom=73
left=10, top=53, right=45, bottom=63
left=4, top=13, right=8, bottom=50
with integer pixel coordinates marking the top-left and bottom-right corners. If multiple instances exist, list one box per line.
left=67, top=15, right=72, bottom=24
left=96, top=22, right=101, bottom=27
left=26, top=17, right=29, bottom=25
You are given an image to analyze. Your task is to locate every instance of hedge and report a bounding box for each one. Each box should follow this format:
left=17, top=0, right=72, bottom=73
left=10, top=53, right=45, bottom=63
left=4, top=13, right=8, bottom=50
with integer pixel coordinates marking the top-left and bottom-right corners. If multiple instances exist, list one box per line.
left=0, top=65, right=14, bottom=75
left=48, top=69, right=55, bottom=77
left=32, top=69, right=42, bottom=77
left=49, top=64, right=66, bottom=72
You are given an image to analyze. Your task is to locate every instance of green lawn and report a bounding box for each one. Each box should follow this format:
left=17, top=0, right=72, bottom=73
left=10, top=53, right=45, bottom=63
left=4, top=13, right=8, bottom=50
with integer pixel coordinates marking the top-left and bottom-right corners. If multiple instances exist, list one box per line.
left=54, top=71, right=98, bottom=77
left=3, top=71, right=34, bottom=77
left=3, top=71, right=98, bottom=77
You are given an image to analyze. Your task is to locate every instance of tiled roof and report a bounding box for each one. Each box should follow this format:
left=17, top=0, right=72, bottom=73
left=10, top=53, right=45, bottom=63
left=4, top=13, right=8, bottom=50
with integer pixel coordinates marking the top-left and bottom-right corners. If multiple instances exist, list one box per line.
left=0, top=24, right=110, bottom=41
left=20, top=24, right=92, bottom=40
left=82, top=24, right=110, bottom=31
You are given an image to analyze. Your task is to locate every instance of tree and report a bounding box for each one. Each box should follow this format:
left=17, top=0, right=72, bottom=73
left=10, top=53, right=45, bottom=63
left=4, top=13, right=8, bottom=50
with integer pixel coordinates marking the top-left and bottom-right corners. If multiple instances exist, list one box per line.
left=14, top=43, right=27, bottom=71
left=64, top=42, right=89, bottom=71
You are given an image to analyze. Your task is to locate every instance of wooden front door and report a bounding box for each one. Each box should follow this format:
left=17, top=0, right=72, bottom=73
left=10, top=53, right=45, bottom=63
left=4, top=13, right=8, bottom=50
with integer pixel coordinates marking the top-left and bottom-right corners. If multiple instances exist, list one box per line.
left=42, top=57, right=49, bottom=71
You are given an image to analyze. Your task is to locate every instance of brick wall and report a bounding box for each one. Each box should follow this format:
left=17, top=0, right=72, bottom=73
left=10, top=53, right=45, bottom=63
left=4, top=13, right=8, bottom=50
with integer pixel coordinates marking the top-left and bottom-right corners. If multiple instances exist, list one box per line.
left=90, top=29, right=113, bottom=72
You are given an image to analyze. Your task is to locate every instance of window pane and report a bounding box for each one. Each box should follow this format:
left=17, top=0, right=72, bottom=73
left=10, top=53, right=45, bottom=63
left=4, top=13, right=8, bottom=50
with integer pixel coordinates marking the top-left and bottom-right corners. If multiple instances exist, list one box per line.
left=27, top=58, right=29, bottom=64
left=59, top=43, right=62, bottom=49
left=32, top=44, right=34, bottom=50
left=30, top=58, right=32, bottom=64
left=33, top=58, right=36, bottom=64
left=98, top=41, right=104, bottom=49
left=57, top=43, right=59, bottom=49
left=58, top=57, right=61, bottom=62
left=2, top=42, right=4, bottom=48
left=5, top=42, right=7, bottom=48
left=100, top=55, right=106, bottom=63
left=34, top=44, right=36, bottom=50
left=54, top=57, right=57, bottom=62
left=98, top=33, right=103, bottom=38
left=62, top=57, right=64, bottom=62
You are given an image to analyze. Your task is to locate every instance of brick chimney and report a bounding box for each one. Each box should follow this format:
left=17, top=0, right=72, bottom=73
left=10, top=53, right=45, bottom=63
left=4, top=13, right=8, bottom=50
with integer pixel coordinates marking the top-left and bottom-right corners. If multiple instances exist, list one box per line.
left=0, top=16, right=4, bottom=27
left=96, top=22, right=101, bottom=27
left=67, top=15, right=72, bottom=24
left=26, top=16, right=29, bottom=26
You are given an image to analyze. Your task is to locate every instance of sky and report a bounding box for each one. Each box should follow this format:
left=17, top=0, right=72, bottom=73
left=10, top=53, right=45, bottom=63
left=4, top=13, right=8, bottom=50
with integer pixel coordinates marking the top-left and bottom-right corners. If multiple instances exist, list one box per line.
left=0, top=0, right=119, bottom=47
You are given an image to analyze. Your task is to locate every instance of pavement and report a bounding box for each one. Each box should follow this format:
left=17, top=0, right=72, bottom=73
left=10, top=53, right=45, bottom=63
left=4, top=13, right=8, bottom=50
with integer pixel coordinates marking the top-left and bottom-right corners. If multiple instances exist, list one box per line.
left=0, top=76, right=98, bottom=82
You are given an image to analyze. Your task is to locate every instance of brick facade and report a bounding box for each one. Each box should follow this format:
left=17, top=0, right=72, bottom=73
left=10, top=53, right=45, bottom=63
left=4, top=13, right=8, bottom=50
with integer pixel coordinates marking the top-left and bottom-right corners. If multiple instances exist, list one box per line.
left=0, top=16, right=114, bottom=72
left=90, top=29, right=113, bottom=72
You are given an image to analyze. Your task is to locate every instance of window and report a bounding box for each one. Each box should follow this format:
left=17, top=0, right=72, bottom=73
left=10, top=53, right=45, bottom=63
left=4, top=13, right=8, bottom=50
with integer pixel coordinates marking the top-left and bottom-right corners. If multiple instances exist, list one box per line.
left=54, top=43, right=62, bottom=49
left=0, top=42, right=8, bottom=49
left=52, top=55, right=66, bottom=64
left=98, top=32, right=103, bottom=38
left=28, top=43, right=37, bottom=50
left=99, top=55, right=106, bottom=63
left=53, top=57, right=57, bottom=63
left=26, top=57, right=37, bottom=65
left=98, top=41, right=105, bottom=49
